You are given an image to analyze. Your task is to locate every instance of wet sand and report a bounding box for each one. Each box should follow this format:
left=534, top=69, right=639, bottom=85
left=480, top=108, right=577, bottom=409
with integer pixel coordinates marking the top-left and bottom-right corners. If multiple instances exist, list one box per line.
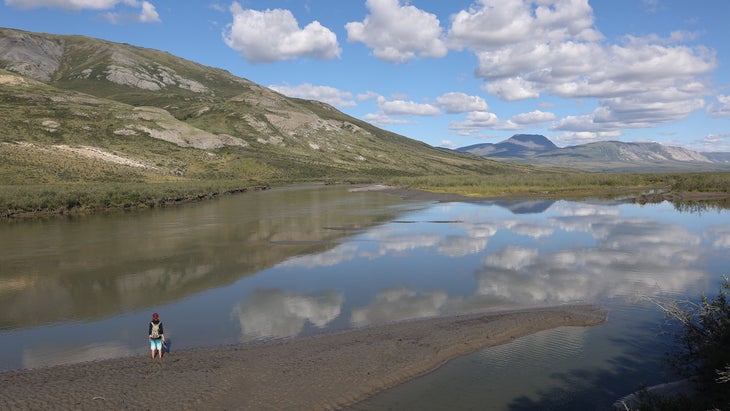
left=0, top=305, right=606, bottom=410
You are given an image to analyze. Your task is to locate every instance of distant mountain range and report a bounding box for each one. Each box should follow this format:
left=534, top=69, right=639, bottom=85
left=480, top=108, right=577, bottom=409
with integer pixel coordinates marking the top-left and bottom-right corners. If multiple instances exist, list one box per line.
left=457, top=134, right=730, bottom=172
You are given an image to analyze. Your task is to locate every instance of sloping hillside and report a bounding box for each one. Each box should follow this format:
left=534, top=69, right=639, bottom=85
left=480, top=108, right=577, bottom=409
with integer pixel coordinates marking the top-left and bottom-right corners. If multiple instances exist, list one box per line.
left=0, top=27, right=526, bottom=185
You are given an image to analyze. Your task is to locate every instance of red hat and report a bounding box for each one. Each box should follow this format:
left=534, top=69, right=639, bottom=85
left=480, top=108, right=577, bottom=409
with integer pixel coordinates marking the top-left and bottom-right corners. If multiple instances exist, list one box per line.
left=152, top=313, right=159, bottom=319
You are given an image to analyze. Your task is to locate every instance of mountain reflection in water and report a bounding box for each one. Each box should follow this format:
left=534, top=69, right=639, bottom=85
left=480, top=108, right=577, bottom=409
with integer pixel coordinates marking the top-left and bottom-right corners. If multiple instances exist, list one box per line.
left=0, top=186, right=411, bottom=331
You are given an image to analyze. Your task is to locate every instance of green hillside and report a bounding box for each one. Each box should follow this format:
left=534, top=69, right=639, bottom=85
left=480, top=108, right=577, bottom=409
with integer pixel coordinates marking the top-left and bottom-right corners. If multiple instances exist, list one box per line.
left=0, top=27, right=532, bottom=184
left=0, top=27, right=551, bottom=215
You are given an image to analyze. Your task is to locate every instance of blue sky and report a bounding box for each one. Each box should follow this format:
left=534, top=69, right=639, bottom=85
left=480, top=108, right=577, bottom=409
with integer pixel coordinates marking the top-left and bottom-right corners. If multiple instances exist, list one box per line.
left=2, top=0, right=730, bottom=152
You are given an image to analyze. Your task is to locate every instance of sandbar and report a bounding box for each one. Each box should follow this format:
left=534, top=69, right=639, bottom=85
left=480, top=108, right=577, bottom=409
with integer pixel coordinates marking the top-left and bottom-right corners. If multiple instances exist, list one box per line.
left=0, top=305, right=606, bottom=410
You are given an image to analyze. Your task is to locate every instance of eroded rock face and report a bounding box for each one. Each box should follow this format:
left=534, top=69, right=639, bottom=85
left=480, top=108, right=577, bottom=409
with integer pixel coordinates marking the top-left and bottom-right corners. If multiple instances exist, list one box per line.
left=617, top=143, right=712, bottom=163
left=0, top=30, right=210, bottom=94
left=104, top=49, right=210, bottom=93
left=120, top=106, right=248, bottom=149
left=661, top=146, right=711, bottom=162
left=105, top=65, right=163, bottom=91
left=0, top=73, right=30, bottom=86
left=0, top=31, right=64, bottom=82
left=0, top=28, right=393, bottom=168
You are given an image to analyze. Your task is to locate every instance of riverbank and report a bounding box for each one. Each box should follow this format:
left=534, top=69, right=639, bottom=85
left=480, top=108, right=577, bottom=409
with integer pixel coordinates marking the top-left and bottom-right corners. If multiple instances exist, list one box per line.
left=351, top=183, right=730, bottom=205
left=0, top=182, right=270, bottom=220
left=0, top=305, right=606, bottom=410
left=4, top=171, right=730, bottom=220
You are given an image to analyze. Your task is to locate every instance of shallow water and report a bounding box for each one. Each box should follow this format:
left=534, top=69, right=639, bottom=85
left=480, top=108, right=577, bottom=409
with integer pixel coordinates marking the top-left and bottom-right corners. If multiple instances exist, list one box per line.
left=1, top=185, right=728, bottom=409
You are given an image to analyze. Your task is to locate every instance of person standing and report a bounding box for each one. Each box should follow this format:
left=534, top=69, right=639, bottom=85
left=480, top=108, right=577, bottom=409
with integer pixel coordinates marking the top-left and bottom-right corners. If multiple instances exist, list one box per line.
left=148, top=312, right=165, bottom=364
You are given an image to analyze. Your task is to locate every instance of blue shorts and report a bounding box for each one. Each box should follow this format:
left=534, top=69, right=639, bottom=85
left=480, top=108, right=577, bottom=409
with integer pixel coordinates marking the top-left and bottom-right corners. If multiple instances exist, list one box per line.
left=150, top=339, right=162, bottom=351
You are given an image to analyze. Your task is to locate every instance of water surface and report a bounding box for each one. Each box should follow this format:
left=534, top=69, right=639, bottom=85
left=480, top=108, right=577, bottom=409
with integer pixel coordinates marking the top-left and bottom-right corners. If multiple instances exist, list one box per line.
left=1, top=185, right=728, bottom=409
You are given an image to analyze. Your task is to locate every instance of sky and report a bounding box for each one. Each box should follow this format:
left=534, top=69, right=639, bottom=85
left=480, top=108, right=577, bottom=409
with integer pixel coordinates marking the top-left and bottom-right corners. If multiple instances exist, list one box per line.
left=1, top=0, right=730, bottom=152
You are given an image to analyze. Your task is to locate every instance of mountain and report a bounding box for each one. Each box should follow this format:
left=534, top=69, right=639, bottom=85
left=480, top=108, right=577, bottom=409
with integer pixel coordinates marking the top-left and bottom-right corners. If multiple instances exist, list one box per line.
left=704, top=152, right=730, bottom=164
left=458, top=134, right=557, bottom=157
left=0, top=27, right=523, bottom=185
left=457, top=134, right=730, bottom=172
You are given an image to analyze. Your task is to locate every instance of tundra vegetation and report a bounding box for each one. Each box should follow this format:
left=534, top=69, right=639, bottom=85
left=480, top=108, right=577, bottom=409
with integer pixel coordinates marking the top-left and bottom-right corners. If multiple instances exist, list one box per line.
left=389, top=172, right=730, bottom=198
left=3, top=169, right=730, bottom=218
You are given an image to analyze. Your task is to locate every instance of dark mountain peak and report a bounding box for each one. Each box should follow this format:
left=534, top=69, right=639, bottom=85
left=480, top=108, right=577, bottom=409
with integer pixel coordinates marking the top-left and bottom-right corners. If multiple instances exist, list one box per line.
left=504, top=134, right=558, bottom=150
left=457, top=134, right=558, bottom=158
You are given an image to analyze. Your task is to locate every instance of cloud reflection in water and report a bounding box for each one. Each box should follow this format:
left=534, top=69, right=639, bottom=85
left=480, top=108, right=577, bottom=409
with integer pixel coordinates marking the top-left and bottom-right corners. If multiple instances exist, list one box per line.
left=502, top=220, right=556, bottom=238
left=705, top=225, right=730, bottom=249
left=352, top=202, right=710, bottom=324
left=281, top=244, right=359, bottom=268
left=232, top=289, right=343, bottom=341
left=474, top=203, right=706, bottom=305
left=234, top=201, right=715, bottom=335
left=351, top=287, right=449, bottom=326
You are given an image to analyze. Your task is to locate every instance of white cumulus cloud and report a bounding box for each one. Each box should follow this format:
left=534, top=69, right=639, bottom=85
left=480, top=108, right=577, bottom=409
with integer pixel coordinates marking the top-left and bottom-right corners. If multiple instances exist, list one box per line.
left=137, top=1, right=158, bottom=22
left=509, top=110, right=557, bottom=125
left=6, top=0, right=160, bottom=23
left=434, top=92, right=489, bottom=114
left=361, top=112, right=411, bottom=127
left=377, top=97, right=440, bottom=116
left=100, top=0, right=159, bottom=24
left=345, top=0, right=447, bottom=63
left=443, top=0, right=716, bottom=136
left=223, top=2, right=341, bottom=63
left=6, top=0, right=124, bottom=10
left=696, top=133, right=730, bottom=152
left=709, top=95, right=730, bottom=117
left=482, top=76, right=540, bottom=101
left=449, top=108, right=555, bottom=134
left=269, top=83, right=356, bottom=108
left=449, top=111, right=502, bottom=135
left=447, top=0, right=601, bottom=51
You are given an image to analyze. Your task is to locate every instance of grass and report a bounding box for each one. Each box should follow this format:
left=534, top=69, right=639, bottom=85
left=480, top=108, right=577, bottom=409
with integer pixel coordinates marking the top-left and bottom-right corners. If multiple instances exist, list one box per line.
left=0, top=181, right=269, bottom=217
left=3, top=171, right=729, bottom=219
left=388, top=172, right=730, bottom=199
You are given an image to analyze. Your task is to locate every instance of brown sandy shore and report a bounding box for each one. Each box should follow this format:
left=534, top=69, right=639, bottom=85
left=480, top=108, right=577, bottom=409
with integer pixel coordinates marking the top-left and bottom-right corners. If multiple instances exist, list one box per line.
left=0, top=305, right=606, bottom=410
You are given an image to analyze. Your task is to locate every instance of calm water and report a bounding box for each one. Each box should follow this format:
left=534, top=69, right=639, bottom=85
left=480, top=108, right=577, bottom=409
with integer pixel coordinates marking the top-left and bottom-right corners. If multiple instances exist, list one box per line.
left=1, top=185, right=728, bottom=409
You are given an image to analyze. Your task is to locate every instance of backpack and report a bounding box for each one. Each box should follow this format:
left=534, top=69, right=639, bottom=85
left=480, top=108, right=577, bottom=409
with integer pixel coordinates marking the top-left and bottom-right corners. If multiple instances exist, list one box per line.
left=150, top=321, right=161, bottom=339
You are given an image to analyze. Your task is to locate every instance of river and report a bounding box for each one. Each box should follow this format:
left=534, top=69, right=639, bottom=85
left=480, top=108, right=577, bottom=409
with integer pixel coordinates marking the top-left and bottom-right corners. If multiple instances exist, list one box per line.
left=0, top=184, right=728, bottom=409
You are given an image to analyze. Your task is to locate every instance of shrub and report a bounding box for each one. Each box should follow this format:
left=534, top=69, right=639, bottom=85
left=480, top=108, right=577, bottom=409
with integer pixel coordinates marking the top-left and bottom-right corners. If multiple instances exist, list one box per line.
left=651, top=276, right=730, bottom=409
